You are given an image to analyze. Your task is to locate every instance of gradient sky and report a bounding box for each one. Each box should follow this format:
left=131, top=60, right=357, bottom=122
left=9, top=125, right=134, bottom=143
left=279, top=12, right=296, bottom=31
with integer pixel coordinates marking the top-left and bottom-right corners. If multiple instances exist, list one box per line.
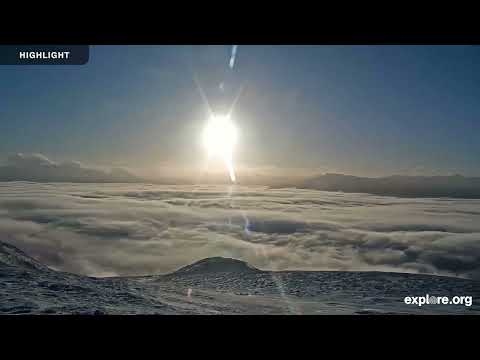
left=1, top=45, right=479, bottom=178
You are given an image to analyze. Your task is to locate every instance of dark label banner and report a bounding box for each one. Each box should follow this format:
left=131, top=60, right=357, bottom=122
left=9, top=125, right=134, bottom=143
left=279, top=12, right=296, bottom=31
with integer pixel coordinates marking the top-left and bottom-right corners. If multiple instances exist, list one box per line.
left=0, top=45, right=89, bottom=65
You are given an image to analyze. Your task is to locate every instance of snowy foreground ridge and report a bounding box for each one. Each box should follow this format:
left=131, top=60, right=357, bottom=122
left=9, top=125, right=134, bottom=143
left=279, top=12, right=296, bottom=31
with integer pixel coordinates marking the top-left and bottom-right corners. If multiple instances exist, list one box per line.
left=1, top=241, right=479, bottom=315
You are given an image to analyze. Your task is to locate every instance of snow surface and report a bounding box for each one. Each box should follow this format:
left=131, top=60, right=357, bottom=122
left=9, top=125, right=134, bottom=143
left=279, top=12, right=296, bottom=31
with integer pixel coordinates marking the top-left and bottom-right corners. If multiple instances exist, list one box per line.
left=1, top=241, right=479, bottom=315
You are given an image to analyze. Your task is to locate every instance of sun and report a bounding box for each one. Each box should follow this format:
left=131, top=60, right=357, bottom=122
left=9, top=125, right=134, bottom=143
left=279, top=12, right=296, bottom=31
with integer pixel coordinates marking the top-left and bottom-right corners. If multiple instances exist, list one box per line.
left=202, top=114, right=238, bottom=182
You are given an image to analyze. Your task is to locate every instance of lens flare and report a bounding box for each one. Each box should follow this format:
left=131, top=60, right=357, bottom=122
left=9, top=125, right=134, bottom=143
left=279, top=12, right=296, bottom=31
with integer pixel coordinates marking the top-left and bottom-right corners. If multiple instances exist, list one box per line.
left=203, top=114, right=238, bottom=182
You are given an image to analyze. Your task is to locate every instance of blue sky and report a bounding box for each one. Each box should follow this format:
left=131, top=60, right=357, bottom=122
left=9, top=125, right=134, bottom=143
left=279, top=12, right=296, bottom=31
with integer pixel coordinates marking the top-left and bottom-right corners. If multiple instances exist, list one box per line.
left=1, top=45, right=479, bottom=177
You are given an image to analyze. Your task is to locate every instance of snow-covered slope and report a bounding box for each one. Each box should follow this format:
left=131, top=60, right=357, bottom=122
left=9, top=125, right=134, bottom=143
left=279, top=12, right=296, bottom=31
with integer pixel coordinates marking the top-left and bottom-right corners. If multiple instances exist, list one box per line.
left=0, top=241, right=49, bottom=271
left=1, top=241, right=479, bottom=315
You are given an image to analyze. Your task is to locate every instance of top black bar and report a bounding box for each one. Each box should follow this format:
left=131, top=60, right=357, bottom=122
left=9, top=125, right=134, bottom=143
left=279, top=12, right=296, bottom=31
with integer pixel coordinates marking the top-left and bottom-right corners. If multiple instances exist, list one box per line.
left=3, top=32, right=480, bottom=45
left=1, top=13, right=479, bottom=44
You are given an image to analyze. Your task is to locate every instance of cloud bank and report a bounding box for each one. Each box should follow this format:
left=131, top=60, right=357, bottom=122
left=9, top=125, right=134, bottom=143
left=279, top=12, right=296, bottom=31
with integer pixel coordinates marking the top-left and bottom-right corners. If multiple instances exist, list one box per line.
left=1, top=182, right=479, bottom=279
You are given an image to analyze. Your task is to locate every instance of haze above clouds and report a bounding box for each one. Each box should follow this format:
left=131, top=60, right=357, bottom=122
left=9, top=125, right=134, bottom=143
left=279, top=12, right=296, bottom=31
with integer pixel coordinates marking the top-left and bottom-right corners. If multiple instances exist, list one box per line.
left=1, top=182, right=479, bottom=279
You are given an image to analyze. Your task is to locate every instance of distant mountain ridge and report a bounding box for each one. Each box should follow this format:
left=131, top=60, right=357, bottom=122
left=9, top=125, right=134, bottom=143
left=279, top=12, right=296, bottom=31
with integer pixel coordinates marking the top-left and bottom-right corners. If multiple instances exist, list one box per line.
left=298, top=173, right=480, bottom=198
left=2, top=153, right=480, bottom=198
left=0, top=153, right=140, bottom=183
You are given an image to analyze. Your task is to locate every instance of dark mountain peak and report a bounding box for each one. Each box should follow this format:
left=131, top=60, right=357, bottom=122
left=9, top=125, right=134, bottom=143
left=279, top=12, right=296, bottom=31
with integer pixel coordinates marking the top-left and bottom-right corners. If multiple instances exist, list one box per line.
left=173, top=257, right=259, bottom=275
left=323, top=173, right=354, bottom=178
left=301, top=173, right=480, bottom=198
left=0, top=241, right=49, bottom=271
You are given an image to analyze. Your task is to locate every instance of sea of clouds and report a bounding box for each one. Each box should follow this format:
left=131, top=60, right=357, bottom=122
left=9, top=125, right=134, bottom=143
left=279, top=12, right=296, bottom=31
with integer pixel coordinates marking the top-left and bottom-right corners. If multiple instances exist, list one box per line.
left=1, top=182, right=479, bottom=279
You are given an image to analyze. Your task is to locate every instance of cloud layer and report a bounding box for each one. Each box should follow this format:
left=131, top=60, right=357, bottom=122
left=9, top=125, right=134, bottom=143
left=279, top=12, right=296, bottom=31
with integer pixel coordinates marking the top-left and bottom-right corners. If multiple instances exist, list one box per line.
left=1, top=182, right=480, bottom=279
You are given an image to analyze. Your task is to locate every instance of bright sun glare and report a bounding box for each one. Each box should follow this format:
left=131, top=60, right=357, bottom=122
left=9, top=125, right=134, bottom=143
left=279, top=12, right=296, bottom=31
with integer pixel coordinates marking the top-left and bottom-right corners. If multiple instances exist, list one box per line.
left=203, top=114, right=238, bottom=182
